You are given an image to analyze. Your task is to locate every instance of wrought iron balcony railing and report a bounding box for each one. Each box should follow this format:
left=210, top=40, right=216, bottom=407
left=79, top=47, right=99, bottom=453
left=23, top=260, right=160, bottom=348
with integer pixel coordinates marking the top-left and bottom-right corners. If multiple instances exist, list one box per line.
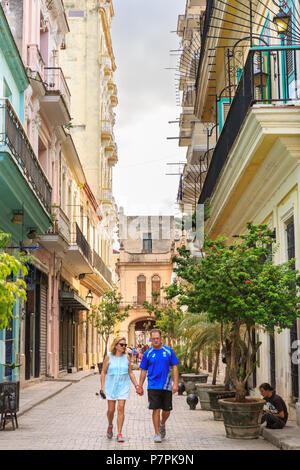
left=93, top=250, right=112, bottom=285
left=121, top=296, right=169, bottom=307
left=71, top=223, right=93, bottom=266
left=199, top=46, right=300, bottom=204
left=0, top=99, right=52, bottom=215
left=44, top=67, right=71, bottom=109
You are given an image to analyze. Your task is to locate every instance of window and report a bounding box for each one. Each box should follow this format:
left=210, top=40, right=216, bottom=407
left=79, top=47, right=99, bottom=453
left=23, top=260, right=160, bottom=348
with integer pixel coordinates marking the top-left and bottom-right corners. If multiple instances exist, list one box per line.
left=143, top=233, right=152, bottom=253
left=68, top=10, right=84, bottom=18
left=137, top=275, right=146, bottom=305
left=152, top=275, right=161, bottom=302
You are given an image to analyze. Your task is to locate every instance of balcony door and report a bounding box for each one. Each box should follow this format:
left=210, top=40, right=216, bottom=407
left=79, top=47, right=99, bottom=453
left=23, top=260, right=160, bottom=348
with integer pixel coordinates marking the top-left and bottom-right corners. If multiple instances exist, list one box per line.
left=152, top=275, right=161, bottom=303
left=137, top=275, right=146, bottom=305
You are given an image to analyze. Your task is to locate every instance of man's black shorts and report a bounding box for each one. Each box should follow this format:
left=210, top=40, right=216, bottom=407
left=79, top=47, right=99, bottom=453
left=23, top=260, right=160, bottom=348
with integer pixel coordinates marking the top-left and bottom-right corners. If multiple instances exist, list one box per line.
left=148, top=389, right=172, bottom=411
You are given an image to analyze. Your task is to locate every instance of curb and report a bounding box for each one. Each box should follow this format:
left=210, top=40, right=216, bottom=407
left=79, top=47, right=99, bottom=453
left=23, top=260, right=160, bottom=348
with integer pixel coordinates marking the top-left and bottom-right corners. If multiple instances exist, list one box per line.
left=18, top=382, right=72, bottom=418
left=48, top=371, right=97, bottom=383
left=262, top=426, right=300, bottom=450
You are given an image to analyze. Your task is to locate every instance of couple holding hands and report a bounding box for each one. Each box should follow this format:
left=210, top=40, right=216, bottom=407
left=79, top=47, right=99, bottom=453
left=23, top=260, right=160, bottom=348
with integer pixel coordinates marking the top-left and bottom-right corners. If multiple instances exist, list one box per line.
left=100, top=329, right=179, bottom=443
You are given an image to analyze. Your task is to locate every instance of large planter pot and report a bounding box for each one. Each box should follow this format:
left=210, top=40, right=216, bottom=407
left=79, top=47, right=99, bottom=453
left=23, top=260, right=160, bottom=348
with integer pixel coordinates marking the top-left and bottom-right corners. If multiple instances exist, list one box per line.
left=219, top=398, right=265, bottom=439
left=181, top=373, right=209, bottom=394
left=196, top=384, right=226, bottom=411
left=207, top=390, right=235, bottom=420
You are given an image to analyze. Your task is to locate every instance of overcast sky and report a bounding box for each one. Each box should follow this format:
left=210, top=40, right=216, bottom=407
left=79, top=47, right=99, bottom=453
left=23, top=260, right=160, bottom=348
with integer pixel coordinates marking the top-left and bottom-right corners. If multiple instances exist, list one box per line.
left=111, top=0, right=186, bottom=217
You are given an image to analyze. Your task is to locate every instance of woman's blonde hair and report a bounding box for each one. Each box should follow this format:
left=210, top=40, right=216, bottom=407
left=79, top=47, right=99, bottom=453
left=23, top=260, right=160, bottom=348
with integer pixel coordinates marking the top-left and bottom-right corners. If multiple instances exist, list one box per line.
left=110, top=336, right=127, bottom=356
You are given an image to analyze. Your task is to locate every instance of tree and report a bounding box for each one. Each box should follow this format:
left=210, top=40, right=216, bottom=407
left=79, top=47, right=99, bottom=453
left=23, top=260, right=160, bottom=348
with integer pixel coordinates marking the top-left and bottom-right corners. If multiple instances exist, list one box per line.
left=88, top=290, right=130, bottom=359
left=143, top=291, right=183, bottom=348
left=166, top=222, right=300, bottom=401
left=177, top=312, right=221, bottom=382
left=0, top=231, right=28, bottom=330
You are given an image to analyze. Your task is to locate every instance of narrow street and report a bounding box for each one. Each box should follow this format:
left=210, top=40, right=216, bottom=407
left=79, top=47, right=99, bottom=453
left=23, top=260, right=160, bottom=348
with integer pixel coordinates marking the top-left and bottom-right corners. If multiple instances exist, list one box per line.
left=0, top=373, right=276, bottom=450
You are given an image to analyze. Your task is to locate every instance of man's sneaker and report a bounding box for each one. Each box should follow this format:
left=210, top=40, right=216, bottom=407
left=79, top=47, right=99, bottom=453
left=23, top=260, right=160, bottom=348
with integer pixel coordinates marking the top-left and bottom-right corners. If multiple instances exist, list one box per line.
left=160, top=423, right=166, bottom=439
left=117, top=433, right=125, bottom=442
left=107, top=425, right=113, bottom=439
left=154, top=433, right=162, bottom=443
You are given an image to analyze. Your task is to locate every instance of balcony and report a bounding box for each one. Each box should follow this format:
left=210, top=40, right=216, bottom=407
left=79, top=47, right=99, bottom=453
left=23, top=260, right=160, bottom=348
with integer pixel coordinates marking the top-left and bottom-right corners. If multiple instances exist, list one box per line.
left=0, top=99, right=52, bottom=217
left=107, top=151, right=118, bottom=166
left=110, top=93, right=118, bottom=107
left=182, top=88, right=196, bottom=109
left=93, top=250, right=112, bottom=285
left=39, top=208, right=70, bottom=254
left=177, top=14, right=186, bottom=37
left=101, top=120, right=113, bottom=142
left=199, top=46, right=300, bottom=204
left=27, top=44, right=45, bottom=78
left=179, top=128, right=192, bottom=147
left=120, top=252, right=172, bottom=265
left=122, top=296, right=169, bottom=307
left=101, top=189, right=113, bottom=204
left=40, top=67, right=71, bottom=126
left=65, top=223, right=93, bottom=275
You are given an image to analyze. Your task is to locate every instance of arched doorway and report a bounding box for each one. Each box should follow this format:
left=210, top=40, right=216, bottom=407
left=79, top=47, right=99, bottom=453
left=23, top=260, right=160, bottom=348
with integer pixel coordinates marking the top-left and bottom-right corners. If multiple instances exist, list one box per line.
left=134, top=318, right=156, bottom=346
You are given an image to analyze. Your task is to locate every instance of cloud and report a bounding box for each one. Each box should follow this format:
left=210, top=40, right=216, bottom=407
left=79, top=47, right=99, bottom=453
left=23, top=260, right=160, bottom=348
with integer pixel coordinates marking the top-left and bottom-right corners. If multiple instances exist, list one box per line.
left=111, top=0, right=186, bottom=215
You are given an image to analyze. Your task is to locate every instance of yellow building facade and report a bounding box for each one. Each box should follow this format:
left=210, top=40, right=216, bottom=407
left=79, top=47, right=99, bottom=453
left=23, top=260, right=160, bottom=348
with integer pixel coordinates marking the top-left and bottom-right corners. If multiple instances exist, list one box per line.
left=195, top=0, right=300, bottom=423
left=116, top=215, right=175, bottom=345
left=60, top=0, right=118, bottom=278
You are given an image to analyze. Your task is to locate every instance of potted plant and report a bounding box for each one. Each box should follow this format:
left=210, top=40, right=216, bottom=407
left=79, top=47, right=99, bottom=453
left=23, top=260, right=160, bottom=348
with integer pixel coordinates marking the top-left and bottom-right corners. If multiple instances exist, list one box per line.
left=177, top=311, right=226, bottom=408
left=0, top=231, right=28, bottom=419
left=167, top=222, right=300, bottom=438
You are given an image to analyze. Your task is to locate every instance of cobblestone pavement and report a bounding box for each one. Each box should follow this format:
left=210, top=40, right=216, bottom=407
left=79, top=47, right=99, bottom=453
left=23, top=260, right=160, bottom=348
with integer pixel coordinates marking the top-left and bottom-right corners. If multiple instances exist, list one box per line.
left=0, top=373, right=277, bottom=450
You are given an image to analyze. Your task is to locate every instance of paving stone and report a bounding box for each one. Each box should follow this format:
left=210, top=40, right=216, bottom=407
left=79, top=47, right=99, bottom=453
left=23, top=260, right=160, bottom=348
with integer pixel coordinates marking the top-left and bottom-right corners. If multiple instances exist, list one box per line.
left=0, top=373, right=277, bottom=450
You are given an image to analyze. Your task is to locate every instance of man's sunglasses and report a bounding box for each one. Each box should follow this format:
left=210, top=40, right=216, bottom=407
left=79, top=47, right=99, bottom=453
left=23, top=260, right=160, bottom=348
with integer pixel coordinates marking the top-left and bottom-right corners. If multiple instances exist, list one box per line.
left=119, top=343, right=127, bottom=347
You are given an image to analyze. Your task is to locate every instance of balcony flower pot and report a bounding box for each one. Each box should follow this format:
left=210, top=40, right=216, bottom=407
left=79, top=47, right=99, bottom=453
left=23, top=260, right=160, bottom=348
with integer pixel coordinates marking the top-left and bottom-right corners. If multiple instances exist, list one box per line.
left=181, top=373, right=208, bottom=394
left=218, top=398, right=265, bottom=439
left=207, top=390, right=235, bottom=420
left=195, top=384, right=226, bottom=411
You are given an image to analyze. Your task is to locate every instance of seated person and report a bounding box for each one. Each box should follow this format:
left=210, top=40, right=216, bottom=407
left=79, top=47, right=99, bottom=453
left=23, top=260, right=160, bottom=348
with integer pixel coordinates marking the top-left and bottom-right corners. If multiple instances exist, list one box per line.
left=259, top=383, right=288, bottom=429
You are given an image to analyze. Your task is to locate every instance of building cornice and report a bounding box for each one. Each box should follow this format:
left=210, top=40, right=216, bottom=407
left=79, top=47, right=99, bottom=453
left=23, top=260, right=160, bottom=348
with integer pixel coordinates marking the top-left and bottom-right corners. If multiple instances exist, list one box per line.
left=99, top=7, right=116, bottom=71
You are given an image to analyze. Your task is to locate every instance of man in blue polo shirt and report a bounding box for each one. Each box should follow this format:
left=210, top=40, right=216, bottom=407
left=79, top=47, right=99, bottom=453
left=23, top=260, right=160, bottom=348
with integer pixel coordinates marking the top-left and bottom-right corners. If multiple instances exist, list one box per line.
left=138, top=329, right=179, bottom=443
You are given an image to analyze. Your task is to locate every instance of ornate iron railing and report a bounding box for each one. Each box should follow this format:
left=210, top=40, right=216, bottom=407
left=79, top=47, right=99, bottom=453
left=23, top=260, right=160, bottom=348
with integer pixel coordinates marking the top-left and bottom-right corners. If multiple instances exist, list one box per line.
left=199, top=46, right=299, bottom=203
left=71, top=223, right=93, bottom=266
left=93, top=250, right=112, bottom=285
left=0, top=99, right=52, bottom=215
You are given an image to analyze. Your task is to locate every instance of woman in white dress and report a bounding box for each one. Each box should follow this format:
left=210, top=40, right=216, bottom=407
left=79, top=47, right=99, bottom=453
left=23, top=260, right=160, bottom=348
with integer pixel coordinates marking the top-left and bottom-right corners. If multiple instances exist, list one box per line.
left=100, top=336, right=142, bottom=442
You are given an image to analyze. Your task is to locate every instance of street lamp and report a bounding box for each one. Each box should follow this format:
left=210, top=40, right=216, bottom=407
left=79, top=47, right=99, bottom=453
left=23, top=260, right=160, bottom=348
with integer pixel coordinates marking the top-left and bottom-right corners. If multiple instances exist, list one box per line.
left=253, top=70, right=269, bottom=88
left=86, top=289, right=94, bottom=306
left=273, top=9, right=291, bottom=35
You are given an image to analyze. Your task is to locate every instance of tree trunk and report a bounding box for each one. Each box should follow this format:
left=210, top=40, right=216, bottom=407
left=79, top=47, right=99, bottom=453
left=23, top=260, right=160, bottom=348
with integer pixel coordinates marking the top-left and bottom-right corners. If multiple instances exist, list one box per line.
left=224, top=364, right=231, bottom=390
left=234, top=380, right=247, bottom=402
left=103, top=338, right=108, bottom=359
left=196, top=348, right=201, bottom=373
left=212, top=347, right=220, bottom=385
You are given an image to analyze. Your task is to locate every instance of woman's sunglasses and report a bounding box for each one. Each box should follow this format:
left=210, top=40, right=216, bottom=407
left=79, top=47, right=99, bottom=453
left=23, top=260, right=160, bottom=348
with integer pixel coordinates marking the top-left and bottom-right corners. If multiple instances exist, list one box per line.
left=119, top=343, right=127, bottom=347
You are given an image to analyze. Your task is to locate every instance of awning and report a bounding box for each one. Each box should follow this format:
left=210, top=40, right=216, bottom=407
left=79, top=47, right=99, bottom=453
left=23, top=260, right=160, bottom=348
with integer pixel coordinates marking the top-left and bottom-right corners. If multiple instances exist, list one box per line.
left=59, top=291, right=89, bottom=310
